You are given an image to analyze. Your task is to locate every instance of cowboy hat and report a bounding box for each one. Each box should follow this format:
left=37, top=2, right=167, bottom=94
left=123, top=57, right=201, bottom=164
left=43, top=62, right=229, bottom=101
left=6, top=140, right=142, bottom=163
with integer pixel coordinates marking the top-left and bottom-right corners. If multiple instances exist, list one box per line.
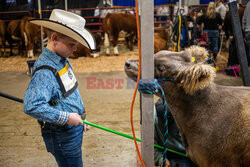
left=30, top=9, right=96, bottom=50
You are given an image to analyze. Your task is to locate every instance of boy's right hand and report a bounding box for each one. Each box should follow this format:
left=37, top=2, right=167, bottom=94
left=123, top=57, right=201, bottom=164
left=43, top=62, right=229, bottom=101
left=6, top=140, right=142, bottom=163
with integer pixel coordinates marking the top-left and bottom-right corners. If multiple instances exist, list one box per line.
left=165, top=160, right=170, bottom=167
left=159, top=160, right=170, bottom=167
left=67, top=113, right=84, bottom=126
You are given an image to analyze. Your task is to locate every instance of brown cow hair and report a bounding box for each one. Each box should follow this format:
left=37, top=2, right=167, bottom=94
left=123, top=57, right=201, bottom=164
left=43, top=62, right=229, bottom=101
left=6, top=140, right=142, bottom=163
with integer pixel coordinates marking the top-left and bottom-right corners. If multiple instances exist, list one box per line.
left=185, top=45, right=209, bottom=63
left=176, top=45, right=214, bottom=94
left=176, top=64, right=215, bottom=95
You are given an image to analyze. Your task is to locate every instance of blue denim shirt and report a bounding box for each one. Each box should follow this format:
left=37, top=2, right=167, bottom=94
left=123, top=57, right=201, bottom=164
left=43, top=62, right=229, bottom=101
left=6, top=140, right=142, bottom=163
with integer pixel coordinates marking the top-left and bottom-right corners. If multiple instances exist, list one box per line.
left=23, top=47, right=84, bottom=125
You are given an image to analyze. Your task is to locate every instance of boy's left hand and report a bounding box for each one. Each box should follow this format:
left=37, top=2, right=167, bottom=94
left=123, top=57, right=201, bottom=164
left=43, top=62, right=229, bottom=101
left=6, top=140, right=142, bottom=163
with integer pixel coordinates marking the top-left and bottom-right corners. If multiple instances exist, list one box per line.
left=84, top=120, right=91, bottom=132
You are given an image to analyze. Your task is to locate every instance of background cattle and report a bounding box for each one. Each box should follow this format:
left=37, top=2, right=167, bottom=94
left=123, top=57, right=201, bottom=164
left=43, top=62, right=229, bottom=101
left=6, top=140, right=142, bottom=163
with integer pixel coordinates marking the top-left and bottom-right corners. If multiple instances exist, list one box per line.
left=20, top=16, right=41, bottom=58
left=7, top=19, right=24, bottom=56
left=70, top=32, right=103, bottom=58
left=4, top=16, right=41, bottom=58
left=223, top=6, right=246, bottom=66
left=223, top=6, right=245, bottom=46
left=0, top=20, right=6, bottom=57
left=125, top=46, right=250, bottom=167
left=103, top=13, right=137, bottom=56
left=154, top=28, right=170, bottom=53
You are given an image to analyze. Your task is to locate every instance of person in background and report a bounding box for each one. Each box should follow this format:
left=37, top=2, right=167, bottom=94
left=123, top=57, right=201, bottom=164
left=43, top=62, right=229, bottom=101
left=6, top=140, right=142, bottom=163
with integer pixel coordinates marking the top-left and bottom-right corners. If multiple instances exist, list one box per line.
left=242, top=0, right=250, bottom=66
left=154, top=98, right=197, bottom=167
left=197, top=2, right=223, bottom=63
left=23, top=9, right=96, bottom=167
left=215, top=0, right=228, bottom=53
left=215, top=0, right=228, bottom=21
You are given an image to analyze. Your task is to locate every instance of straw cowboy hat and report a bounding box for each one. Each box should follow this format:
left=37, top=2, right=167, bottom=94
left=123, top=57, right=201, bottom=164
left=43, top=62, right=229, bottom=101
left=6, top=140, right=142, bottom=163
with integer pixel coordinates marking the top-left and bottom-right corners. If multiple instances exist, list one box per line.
left=30, top=9, right=96, bottom=50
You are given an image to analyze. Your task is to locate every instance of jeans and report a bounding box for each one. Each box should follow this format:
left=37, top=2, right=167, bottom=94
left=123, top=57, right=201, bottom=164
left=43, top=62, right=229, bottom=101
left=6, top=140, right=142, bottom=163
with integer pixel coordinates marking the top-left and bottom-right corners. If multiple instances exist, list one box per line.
left=205, top=30, right=219, bottom=54
left=245, top=32, right=250, bottom=66
left=42, top=123, right=84, bottom=167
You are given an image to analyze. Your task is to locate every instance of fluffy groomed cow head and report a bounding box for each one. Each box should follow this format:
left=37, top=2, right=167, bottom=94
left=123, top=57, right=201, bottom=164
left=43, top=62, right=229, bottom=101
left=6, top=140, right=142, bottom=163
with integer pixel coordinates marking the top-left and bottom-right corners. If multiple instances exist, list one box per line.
left=125, top=46, right=215, bottom=95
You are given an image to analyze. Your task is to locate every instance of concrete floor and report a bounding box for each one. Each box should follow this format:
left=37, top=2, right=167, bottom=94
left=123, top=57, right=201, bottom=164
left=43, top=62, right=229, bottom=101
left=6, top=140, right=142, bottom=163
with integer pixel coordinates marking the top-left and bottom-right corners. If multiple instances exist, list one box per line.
left=0, top=71, right=141, bottom=167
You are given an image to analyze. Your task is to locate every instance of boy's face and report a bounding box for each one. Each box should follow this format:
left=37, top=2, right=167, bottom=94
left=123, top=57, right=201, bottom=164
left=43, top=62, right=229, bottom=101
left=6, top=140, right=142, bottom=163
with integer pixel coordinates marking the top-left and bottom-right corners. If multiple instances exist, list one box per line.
left=54, top=33, right=78, bottom=58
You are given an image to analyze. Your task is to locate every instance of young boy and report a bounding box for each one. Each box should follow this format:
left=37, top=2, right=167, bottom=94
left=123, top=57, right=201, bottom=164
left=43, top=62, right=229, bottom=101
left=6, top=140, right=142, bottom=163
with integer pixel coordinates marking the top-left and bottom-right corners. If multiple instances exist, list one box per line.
left=23, top=9, right=96, bottom=166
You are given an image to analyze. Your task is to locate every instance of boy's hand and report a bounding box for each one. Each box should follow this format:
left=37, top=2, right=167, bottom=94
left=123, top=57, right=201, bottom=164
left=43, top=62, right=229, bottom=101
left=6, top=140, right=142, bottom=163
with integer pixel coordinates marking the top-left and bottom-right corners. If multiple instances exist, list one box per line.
left=159, top=160, right=170, bottom=167
left=67, top=113, right=83, bottom=126
left=165, top=160, right=170, bottom=167
left=84, top=120, right=91, bottom=132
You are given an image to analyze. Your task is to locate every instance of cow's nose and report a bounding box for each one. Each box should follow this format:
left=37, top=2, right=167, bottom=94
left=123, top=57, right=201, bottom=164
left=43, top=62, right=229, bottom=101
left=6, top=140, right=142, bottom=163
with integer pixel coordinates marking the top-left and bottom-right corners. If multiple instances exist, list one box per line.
left=125, top=62, right=131, bottom=68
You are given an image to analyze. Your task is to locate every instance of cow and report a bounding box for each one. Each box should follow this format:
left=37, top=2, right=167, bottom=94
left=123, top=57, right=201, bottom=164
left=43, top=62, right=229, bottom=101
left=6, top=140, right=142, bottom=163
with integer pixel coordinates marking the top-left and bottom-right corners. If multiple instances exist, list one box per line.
left=70, top=44, right=91, bottom=59
left=70, top=32, right=103, bottom=58
left=0, top=20, right=6, bottom=57
left=223, top=6, right=245, bottom=47
left=103, top=13, right=137, bottom=56
left=223, top=6, right=246, bottom=65
left=124, top=46, right=250, bottom=167
left=7, top=20, right=21, bottom=41
left=20, top=16, right=41, bottom=58
left=6, top=19, right=24, bottom=56
left=154, top=28, right=170, bottom=53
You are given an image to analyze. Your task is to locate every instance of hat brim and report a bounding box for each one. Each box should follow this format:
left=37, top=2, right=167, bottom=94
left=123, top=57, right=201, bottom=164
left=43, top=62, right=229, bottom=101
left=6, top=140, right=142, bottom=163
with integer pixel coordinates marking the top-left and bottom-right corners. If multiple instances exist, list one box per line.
left=30, top=19, right=96, bottom=50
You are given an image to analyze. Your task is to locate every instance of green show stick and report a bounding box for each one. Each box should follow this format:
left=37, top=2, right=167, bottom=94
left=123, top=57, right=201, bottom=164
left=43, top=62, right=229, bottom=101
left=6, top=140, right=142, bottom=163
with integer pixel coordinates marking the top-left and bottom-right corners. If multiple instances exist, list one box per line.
left=82, top=120, right=186, bottom=157
left=0, top=92, right=186, bottom=157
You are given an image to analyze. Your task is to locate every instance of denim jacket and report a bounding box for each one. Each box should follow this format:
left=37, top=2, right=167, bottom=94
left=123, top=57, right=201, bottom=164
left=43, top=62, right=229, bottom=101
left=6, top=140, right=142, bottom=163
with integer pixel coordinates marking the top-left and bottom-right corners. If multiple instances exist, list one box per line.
left=23, top=47, right=84, bottom=125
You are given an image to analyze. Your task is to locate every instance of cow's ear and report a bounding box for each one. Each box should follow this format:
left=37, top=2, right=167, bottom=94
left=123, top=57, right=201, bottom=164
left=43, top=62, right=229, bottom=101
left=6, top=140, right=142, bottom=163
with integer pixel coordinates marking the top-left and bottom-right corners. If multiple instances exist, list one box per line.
left=185, top=46, right=209, bottom=64
left=175, top=64, right=215, bottom=94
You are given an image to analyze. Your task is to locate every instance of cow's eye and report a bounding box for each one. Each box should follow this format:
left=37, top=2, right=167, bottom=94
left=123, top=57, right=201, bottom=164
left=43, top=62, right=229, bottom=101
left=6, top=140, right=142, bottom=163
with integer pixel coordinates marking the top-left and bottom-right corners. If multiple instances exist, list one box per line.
left=157, top=66, right=165, bottom=72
